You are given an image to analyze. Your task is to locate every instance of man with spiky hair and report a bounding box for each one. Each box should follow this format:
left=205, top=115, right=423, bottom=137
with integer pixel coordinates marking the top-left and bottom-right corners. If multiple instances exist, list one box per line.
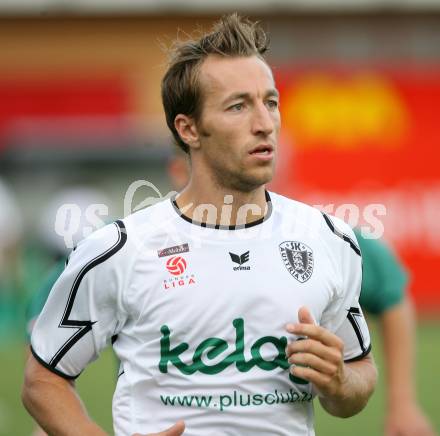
left=23, top=15, right=377, bottom=435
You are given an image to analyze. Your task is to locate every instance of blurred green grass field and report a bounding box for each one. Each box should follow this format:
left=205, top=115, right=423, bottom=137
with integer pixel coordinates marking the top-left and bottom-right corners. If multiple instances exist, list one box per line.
left=1, top=321, right=439, bottom=436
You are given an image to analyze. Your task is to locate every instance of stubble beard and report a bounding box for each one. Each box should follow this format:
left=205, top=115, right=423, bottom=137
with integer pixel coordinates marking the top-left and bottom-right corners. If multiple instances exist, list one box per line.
left=198, top=123, right=275, bottom=193
left=209, top=158, right=274, bottom=193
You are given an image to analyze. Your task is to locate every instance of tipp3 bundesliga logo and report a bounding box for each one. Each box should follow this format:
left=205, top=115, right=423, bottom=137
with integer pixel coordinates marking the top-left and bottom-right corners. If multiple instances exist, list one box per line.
left=229, top=251, right=250, bottom=271
left=163, top=256, right=196, bottom=289
left=159, top=244, right=196, bottom=290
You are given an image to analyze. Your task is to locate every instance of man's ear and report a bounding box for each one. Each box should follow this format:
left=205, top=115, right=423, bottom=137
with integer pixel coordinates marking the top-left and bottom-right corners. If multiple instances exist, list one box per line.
left=174, top=114, right=201, bottom=151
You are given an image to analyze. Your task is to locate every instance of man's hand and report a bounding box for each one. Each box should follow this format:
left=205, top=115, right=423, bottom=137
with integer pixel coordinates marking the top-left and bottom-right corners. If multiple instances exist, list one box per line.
left=285, top=306, right=348, bottom=399
left=386, top=403, right=436, bottom=436
left=285, top=306, right=376, bottom=418
left=132, top=420, right=185, bottom=436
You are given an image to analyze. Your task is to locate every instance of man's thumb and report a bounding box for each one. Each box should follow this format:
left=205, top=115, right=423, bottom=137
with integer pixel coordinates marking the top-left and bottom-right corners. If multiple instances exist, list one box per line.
left=298, top=306, right=315, bottom=325
left=140, top=420, right=185, bottom=436
left=162, top=421, right=185, bottom=435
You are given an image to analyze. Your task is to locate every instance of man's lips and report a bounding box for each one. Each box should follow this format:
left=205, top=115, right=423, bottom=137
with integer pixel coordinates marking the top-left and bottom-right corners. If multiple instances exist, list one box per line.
left=249, top=144, right=274, bottom=155
left=248, top=144, right=275, bottom=163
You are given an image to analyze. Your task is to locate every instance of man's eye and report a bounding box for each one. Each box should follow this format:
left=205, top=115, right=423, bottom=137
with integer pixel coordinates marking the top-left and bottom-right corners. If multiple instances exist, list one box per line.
left=266, top=99, right=279, bottom=109
left=229, top=103, right=243, bottom=111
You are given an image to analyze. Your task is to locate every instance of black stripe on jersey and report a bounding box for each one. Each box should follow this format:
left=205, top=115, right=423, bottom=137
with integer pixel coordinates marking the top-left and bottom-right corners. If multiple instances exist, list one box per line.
left=321, top=213, right=361, bottom=256
left=49, top=220, right=127, bottom=370
left=30, top=346, right=78, bottom=380
left=344, top=343, right=372, bottom=363
left=65, top=245, right=77, bottom=267
left=346, top=306, right=366, bottom=352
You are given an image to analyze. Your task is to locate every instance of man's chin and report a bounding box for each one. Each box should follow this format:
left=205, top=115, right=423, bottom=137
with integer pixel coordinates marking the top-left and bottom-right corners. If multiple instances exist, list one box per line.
left=235, top=171, right=274, bottom=193
left=252, top=167, right=274, bottom=185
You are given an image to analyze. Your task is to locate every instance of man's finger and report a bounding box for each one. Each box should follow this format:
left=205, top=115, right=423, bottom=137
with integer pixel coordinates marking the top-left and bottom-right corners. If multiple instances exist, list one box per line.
left=289, top=351, right=338, bottom=376
left=298, top=306, right=315, bottom=325
left=286, top=338, right=326, bottom=358
left=163, top=421, right=185, bottom=436
left=290, top=365, right=332, bottom=389
left=140, top=420, right=186, bottom=436
left=286, top=338, right=342, bottom=364
left=286, top=323, right=344, bottom=349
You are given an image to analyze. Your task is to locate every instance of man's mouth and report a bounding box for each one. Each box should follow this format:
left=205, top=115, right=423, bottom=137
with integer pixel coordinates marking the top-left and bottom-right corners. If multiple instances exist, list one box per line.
left=249, top=144, right=274, bottom=155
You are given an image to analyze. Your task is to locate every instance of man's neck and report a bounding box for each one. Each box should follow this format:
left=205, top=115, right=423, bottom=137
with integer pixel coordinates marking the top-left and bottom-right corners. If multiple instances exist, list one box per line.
left=175, top=182, right=268, bottom=227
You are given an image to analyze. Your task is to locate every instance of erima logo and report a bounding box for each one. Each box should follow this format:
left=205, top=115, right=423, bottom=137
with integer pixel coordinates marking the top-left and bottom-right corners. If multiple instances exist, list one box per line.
left=229, top=251, right=250, bottom=271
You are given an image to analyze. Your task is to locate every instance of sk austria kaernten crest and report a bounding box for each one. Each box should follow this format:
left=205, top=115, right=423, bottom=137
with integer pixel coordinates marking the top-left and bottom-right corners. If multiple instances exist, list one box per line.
left=279, top=241, right=314, bottom=283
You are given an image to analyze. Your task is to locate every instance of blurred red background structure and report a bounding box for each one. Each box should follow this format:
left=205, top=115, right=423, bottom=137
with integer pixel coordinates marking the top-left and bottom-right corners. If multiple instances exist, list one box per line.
left=272, top=66, right=440, bottom=313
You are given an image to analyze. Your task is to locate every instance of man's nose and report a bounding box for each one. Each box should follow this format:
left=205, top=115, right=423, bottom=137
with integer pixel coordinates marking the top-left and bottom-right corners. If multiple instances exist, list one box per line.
left=251, top=103, right=275, bottom=136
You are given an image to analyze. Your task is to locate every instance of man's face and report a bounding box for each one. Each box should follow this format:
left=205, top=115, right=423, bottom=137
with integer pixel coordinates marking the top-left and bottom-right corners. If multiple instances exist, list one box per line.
left=195, top=55, right=281, bottom=192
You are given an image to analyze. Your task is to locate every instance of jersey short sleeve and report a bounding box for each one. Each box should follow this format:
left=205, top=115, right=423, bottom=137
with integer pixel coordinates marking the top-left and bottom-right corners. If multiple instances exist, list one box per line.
left=320, top=215, right=371, bottom=362
left=25, top=259, right=66, bottom=342
left=30, top=220, right=128, bottom=379
left=354, top=229, right=408, bottom=315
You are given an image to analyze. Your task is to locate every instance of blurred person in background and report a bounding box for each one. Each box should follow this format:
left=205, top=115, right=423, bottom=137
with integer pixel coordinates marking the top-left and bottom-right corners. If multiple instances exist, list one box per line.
left=169, top=149, right=435, bottom=436
left=22, top=14, right=376, bottom=436
left=0, top=178, right=24, bottom=342
left=354, top=230, right=435, bottom=436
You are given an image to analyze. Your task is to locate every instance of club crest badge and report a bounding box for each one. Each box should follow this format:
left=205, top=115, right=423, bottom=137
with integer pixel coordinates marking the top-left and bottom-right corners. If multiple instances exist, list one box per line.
left=279, top=241, right=314, bottom=283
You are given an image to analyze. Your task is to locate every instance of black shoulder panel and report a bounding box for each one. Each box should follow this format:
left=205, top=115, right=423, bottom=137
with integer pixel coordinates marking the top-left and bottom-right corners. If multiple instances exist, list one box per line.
left=322, top=213, right=361, bottom=257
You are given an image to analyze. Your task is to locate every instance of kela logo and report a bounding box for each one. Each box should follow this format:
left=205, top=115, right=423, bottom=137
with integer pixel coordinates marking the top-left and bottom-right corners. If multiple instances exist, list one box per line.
left=229, top=251, right=250, bottom=271
left=163, top=256, right=196, bottom=289
left=279, top=241, right=314, bottom=283
left=159, top=318, right=308, bottom=385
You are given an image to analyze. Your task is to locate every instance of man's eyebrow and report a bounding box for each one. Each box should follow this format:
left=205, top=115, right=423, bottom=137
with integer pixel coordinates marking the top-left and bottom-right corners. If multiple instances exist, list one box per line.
left=222, top=89, right=279, bottom=105
left=266, top=89, right=280, bottom=99
left=222, top=92, right=250, bottom=105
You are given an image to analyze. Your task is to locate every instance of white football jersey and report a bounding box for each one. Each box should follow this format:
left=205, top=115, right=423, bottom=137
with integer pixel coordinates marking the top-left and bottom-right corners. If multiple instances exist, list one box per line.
left=31, top=192, right=371, bottom=436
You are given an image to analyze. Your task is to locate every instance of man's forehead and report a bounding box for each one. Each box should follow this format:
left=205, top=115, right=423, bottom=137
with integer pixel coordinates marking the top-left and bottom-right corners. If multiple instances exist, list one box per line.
left=199, top=55, right=275, bottom=97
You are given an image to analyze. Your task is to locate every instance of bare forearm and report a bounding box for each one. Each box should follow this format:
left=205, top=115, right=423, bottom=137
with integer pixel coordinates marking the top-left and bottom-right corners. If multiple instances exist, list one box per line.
left=22, top=356, right=106, bottom=436
left=319, top=356, right=377, bottom=418
left=381, top=299, right=416, bottom=405
left=379, top=299, right=436, bottom=435
left=23, top=381, right=105, bottom=436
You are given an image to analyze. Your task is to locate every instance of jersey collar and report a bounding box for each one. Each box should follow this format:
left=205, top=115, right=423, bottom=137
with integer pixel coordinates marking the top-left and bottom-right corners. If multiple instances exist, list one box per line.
left=170, top=190, right=273, bottom=231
